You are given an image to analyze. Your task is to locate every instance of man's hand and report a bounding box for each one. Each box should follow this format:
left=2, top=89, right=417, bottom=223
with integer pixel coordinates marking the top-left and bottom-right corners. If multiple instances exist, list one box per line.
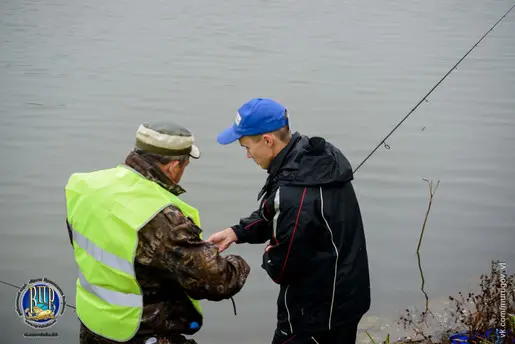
left=206, top=228, right=237, bottom=253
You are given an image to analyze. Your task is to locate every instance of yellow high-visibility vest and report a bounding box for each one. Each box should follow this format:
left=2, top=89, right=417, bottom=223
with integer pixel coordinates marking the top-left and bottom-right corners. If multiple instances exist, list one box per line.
left=65, top=164, right=202, bottom=342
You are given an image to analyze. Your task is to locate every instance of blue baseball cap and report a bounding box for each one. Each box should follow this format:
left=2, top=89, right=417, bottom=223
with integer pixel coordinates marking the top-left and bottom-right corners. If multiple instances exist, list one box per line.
left=217, top=98, right=289, bottom=145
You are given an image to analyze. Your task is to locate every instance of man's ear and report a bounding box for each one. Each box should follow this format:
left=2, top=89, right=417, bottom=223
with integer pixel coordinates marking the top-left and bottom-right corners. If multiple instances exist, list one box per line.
left=263, top=134, right=274, bottom=147
left=167, top=160, right=180, bottom=172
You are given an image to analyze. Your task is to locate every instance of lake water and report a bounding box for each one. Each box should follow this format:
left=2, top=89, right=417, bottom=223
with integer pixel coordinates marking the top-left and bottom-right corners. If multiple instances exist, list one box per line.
left=1, top=0, right=514, bottom=342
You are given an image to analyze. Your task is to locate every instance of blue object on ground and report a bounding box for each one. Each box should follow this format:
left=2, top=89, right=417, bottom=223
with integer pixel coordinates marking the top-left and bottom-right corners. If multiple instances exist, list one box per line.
left=448, top=328, right=506, bottom=343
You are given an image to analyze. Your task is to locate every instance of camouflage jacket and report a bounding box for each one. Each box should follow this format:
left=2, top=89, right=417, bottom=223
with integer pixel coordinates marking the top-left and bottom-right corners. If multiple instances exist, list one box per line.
left=70, top=151, right=250, bottom=344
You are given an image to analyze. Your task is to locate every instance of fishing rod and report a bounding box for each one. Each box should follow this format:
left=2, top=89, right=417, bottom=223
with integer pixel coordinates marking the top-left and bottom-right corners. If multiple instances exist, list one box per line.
left=1, top=1, right=514, bottom=317
left=352, top=2, right=515, bottom=174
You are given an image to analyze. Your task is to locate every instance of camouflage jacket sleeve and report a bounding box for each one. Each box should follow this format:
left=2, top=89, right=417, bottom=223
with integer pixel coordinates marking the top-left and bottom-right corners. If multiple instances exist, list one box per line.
left=135, top=205, right=251, bottom=301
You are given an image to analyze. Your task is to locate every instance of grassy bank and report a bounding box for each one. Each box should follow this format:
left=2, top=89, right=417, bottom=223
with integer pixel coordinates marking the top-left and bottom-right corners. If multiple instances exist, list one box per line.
left=366, top=181, right=513, bottom=343
left=366, top=261, right=514, bottom=344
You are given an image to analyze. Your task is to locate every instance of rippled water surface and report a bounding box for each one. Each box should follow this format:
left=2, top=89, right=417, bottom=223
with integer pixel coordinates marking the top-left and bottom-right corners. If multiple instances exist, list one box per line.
left=1, top=0, right=514, bottom=342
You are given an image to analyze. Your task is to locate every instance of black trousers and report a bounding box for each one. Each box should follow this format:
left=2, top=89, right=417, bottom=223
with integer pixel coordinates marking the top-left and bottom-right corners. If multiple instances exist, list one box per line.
left=271, top=319, right=361, bottom=344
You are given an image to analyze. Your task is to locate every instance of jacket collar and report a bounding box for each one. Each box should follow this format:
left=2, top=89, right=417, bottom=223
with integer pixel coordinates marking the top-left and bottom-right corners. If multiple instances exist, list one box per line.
left=257, top=132, right=301, bottom=200
left=267, top=132, right=301, bottom=176
left=124, top=150, right=186, bottom=196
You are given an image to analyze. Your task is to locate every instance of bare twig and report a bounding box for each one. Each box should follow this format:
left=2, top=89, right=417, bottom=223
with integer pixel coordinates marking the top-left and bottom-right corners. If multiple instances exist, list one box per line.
left=417, top=179, right=440, bottom=312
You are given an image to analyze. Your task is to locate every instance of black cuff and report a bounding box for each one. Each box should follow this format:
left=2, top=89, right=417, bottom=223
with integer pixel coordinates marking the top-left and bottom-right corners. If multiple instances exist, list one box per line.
left=232, top=225, right=247, bottom=244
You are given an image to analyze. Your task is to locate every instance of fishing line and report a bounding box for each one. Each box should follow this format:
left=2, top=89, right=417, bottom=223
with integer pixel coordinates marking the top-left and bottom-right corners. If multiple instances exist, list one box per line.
left=352, top=3, right=515, bottom=174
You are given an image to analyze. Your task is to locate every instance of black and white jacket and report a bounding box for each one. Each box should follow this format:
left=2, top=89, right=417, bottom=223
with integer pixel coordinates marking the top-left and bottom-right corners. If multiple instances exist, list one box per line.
left=232, top=132, right=371, bottom=336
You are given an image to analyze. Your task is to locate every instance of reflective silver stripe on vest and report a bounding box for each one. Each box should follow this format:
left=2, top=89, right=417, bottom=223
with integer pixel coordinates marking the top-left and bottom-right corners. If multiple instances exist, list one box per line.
left=71, top=227, right=134, bottom=276
left=78, top=270, right=142, bottom=308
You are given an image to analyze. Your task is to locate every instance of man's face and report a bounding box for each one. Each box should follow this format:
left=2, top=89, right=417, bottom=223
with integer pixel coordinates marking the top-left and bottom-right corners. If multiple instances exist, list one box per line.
left=239, top=135, right=275, bottom=169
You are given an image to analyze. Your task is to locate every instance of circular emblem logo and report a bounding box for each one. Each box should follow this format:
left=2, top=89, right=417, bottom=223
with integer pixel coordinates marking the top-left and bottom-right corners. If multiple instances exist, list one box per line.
left=15, top=278, right=66, bottom=329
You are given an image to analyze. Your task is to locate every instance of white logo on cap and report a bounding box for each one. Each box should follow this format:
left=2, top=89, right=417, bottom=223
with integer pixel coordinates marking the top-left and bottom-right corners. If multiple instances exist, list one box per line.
left=235, top=112, right=242, bottom=126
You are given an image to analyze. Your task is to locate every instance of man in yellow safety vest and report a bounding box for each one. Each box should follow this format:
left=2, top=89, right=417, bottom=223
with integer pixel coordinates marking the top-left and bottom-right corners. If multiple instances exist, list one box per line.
left=65, top=121, right=251, bottom=344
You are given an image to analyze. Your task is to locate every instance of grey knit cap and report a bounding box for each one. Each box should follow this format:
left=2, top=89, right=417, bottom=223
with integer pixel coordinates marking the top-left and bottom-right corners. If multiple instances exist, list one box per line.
left=135, top=121, right=200, bottom=159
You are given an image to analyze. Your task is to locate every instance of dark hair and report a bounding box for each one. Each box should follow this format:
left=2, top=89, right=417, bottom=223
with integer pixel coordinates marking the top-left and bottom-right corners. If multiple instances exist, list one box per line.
left=134, top=148, right=188, bottom=166
left=273, top=125, right=291, bottom=142
left=249, top=125, right=291, bottom=143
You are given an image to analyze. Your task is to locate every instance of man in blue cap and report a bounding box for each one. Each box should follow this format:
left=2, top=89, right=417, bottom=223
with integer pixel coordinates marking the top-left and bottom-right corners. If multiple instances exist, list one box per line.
left=208, top=98, right=371, bottom=344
